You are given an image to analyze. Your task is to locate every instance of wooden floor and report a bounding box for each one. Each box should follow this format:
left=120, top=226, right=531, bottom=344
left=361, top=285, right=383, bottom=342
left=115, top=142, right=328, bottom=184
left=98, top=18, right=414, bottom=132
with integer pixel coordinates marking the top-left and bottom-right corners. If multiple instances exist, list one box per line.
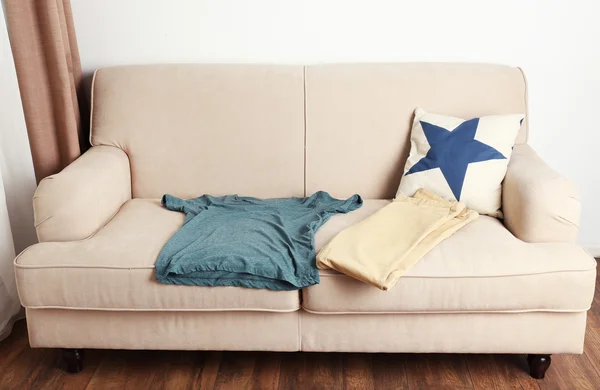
left=1, top=272, right=599, bottom=390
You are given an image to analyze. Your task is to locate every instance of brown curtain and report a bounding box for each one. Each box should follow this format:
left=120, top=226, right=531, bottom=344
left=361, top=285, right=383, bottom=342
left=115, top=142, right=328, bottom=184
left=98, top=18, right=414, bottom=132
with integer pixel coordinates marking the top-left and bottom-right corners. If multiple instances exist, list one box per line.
left=5, top=0, right=89, bottom=182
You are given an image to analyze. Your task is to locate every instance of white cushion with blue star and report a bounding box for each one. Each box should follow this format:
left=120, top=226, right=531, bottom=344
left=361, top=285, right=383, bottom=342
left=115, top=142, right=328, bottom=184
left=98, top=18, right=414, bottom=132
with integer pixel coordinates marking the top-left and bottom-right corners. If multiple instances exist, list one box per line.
left=397, top=108, right=524, bottom=217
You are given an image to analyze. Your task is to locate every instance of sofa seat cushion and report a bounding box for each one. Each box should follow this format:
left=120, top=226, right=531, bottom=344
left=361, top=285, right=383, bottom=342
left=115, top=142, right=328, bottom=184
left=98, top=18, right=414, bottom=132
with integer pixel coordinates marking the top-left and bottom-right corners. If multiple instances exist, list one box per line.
left=15, top=199, right=300, bottom=312
left=306, top=200, right=596, bottom=314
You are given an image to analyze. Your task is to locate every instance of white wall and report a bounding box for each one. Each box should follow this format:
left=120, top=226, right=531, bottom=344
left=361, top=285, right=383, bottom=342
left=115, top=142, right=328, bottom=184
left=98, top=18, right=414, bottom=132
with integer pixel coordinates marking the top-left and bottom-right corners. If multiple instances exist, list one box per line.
left=0, top=5, right=37, bottom=253
left=72, top=0, right=600, bottom=252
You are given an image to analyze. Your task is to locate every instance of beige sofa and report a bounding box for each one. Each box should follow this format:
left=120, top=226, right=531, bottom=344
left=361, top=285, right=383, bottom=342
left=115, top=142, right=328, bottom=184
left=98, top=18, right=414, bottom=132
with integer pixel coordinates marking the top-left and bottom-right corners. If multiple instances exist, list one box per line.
left=14, top=63, right=596, bottom=378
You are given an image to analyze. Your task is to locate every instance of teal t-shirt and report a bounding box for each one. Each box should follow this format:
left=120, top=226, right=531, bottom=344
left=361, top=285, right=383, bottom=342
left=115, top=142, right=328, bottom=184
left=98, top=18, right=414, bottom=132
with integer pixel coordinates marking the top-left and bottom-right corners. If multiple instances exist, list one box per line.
left=155, top=191, right=362, bottom=290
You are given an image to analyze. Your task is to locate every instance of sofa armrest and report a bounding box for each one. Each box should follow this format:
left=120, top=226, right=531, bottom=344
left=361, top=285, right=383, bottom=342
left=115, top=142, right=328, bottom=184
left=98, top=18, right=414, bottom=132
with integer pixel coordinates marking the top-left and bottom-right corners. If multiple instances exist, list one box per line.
left=33, top=146, right=131, bottom=242
left=502, top=144, right=580, bottom=243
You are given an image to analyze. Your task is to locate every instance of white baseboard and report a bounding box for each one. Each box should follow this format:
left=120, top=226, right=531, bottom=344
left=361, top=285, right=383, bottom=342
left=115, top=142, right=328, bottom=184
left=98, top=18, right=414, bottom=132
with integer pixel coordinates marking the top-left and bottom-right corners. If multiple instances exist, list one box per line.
left=583, top=246, right=600, bottom=258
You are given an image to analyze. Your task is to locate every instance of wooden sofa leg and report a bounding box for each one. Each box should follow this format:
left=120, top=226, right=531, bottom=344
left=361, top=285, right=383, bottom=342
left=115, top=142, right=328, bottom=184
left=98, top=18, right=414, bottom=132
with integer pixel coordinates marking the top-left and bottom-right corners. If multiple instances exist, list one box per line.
left=62, top=349, right=84, bottom=374
left=527, top=354, right=551, bottom=379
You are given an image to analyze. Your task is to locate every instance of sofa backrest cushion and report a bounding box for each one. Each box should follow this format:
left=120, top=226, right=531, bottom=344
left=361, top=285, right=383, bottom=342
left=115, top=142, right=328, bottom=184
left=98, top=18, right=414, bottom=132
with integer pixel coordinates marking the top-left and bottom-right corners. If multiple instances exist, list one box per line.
left=305, top=63, right=528, bottom=199
left=91, top=64, right=305, bottom=199
left=91, top=63, right=528, bottom=200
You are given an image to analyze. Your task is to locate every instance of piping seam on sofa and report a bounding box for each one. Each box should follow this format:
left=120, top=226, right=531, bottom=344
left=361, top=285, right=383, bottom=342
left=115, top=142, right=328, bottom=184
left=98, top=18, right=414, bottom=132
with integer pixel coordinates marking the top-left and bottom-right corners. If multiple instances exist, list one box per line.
left=300, top=306, right=592, bottom=315
left=14, top=263, right=596, bottom=278
left=19, top=305, right=591, bottom=314
left=22, top=305, right=301, bottom=313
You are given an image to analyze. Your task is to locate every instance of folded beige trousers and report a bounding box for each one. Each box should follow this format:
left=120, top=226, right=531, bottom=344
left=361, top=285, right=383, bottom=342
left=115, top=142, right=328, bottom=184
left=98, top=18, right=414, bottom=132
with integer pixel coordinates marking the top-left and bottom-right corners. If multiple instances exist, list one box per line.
left=317, top=189, right=478, bottom=290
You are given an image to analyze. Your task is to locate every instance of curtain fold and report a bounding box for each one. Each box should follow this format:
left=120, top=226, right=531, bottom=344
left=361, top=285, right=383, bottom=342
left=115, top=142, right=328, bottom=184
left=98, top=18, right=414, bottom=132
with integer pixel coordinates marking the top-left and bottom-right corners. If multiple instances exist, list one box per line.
left=5, top=0, right=89, bottom=182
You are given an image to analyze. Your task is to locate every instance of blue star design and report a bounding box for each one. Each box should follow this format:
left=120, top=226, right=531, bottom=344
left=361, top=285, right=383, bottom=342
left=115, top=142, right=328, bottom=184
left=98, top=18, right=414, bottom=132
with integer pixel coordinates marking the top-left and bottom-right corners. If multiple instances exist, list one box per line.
left=405, top=118, right=506, bottom=200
